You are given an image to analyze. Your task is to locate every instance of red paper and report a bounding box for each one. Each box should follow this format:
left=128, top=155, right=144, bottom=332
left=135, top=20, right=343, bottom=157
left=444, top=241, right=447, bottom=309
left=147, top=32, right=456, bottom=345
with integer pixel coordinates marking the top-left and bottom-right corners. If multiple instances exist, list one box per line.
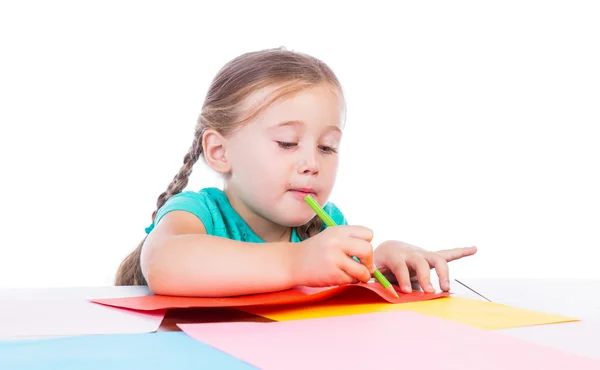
left=178, top=310, right=600, bottom=370
left=90, top=282, right=448, bottom=311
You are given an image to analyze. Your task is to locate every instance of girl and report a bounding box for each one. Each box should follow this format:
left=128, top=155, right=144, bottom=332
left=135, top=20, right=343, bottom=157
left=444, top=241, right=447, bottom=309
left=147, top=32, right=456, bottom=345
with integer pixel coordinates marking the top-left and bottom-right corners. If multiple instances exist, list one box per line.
left=115, top=47, right=477, bottom=297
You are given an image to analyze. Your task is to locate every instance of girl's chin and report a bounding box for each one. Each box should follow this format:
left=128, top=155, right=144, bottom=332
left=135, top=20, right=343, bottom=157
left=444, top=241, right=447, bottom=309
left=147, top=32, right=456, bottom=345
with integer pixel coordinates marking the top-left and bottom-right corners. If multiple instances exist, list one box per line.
left=277, top=214, right=316, bottom=228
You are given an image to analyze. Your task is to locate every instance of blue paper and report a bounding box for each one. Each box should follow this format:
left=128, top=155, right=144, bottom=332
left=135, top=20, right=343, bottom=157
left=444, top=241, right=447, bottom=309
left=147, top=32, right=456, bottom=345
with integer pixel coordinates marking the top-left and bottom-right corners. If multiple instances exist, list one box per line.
left=0, top=331, right=256, bottom=369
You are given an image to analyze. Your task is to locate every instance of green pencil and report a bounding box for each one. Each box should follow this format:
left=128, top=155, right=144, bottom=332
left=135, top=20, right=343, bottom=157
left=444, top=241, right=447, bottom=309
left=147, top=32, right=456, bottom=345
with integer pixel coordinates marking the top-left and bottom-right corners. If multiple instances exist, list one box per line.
left=304, top=195, right=399, bottom=299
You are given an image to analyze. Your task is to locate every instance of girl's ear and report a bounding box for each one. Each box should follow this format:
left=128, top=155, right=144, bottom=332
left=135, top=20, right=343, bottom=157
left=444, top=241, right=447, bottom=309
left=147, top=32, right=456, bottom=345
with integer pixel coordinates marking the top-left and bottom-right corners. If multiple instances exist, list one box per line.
left=202, top=129, right=231, bottom=174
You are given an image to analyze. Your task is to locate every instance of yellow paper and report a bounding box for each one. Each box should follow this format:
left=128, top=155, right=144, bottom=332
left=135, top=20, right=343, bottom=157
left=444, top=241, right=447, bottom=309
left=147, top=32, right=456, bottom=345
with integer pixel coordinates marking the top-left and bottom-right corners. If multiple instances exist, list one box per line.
left=239, top=296, right=579, bottom=330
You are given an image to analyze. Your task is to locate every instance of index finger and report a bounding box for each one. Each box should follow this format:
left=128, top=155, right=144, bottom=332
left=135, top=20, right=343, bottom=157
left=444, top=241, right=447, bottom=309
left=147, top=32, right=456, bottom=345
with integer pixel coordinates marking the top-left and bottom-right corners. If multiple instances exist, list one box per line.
left=339, top=225, right=374, bottom=243
left=436, top=246, right=478, bottom=262
left=343, top=239, right=374, bottom=273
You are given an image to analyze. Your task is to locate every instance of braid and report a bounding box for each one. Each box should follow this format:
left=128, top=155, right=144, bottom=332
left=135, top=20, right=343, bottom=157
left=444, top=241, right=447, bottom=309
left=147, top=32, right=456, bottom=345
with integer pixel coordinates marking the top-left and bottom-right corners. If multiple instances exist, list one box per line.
left=152, top=132, right=203, bottom=221
left=296, top=216, right=323, bottom=240
left=114, top=129, right=204, bottom=286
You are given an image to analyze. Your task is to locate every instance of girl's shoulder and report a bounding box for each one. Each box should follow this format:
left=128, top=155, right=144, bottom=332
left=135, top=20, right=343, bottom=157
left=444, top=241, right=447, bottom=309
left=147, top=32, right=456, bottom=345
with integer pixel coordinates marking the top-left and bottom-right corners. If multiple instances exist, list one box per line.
left=148, top=187, right=224, bottom=234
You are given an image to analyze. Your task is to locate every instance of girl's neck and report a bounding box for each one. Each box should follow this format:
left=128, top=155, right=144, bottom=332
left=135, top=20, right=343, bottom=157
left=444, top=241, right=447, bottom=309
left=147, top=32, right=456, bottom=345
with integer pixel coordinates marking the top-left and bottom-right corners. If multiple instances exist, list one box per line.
left=223, top=186, right=292, bottom=243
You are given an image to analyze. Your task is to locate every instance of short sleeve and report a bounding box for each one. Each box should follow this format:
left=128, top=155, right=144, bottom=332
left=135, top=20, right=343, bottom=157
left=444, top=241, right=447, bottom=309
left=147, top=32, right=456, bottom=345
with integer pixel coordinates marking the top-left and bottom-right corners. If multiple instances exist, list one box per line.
left=152, top=191, right=215, bottom=234
left=323, top=202, right=348, bottom=226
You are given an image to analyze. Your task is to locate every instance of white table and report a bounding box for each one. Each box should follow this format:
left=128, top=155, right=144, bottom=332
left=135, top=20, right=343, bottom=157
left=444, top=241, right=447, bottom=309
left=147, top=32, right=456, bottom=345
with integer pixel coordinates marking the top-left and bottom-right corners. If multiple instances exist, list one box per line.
left=455, top=278, right=600, bottom=360
left=0, top=285, right=163, bottom=340
left=1, top=279, right=598, bottom=360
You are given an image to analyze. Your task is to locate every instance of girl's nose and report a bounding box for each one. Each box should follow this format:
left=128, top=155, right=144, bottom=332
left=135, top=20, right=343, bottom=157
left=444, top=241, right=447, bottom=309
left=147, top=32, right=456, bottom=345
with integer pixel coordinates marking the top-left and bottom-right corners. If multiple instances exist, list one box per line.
left=297, top=149, right=319, bottom=175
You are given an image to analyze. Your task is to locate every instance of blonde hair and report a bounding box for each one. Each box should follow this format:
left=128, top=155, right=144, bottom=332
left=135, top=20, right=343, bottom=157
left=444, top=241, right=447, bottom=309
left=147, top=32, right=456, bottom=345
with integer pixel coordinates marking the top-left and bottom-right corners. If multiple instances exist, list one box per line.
left=115, top=47, right=345, bottom=285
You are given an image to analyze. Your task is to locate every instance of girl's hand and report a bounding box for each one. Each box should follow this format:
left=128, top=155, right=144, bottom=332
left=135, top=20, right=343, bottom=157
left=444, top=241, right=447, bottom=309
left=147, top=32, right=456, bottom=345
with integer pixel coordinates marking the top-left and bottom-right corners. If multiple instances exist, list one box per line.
left=373, top=241, right=477, bottom=294
left=292, top=226, right=375, bottom=287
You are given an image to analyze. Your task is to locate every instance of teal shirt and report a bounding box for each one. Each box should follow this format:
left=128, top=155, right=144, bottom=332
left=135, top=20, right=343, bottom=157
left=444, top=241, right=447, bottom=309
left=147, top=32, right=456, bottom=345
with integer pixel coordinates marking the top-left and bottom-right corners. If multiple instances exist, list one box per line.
left=145, top=187, right=348, bottom=242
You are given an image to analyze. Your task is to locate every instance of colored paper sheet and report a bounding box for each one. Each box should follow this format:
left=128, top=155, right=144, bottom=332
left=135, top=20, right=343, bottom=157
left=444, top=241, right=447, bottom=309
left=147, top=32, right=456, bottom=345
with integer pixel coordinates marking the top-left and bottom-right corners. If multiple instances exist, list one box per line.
left=0, top=331, right=255, bottom=370
left=0, top=299, right=166, bottom=340
left=178, top=311, right=600, bottom=370
left=239, top=295, right=579, bottom=330
left=90, top=281, right=448, bottom=311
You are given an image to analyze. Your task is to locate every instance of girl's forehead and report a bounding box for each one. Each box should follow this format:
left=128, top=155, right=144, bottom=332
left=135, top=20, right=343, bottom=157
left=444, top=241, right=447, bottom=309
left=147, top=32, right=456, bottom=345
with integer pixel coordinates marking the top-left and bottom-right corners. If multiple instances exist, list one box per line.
left=243, top=84, right=344, bottom=131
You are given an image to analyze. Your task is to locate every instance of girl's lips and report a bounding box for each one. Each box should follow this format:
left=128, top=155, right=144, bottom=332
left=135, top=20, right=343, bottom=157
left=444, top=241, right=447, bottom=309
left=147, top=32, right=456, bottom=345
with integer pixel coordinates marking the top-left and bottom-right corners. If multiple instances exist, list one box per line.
left=288, top=189, right=317, bottom=200
left=291, top=187, right=315, bottom=193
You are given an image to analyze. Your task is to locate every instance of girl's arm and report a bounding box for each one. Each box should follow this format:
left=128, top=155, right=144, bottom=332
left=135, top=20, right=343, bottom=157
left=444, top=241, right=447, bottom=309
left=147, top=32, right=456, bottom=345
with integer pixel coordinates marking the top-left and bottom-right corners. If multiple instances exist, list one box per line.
left=140, top=210, right=298, bottom=297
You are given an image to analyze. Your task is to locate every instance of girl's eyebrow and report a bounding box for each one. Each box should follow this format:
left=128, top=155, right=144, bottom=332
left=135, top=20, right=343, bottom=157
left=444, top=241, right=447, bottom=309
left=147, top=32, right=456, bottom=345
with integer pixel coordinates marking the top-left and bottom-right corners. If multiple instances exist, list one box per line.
left=274, top=120, right=342, bottom=133
left=276, top=120, right=303, bottom=127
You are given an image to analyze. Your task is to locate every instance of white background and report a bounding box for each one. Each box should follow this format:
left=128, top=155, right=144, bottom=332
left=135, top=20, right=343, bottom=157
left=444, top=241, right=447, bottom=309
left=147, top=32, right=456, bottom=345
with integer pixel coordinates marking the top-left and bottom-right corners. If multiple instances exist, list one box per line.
left=1, top=1, right=598, bottom=288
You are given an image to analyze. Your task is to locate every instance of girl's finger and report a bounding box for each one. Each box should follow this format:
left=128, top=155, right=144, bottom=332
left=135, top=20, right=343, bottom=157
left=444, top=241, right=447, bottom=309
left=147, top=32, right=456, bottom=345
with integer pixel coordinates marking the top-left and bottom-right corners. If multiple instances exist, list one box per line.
left=340, top=255, right=372, bottom=283
left=343, top=239, right=374, bottom=274
left=425, top=253, right=451, bottom=291
left=406, top=253, right=435, bottom=293
left=436, top=246, right=478, bottom=262
left=336, top=268, right=359, bottom=285
left=388, top=259, right=411, bottom=293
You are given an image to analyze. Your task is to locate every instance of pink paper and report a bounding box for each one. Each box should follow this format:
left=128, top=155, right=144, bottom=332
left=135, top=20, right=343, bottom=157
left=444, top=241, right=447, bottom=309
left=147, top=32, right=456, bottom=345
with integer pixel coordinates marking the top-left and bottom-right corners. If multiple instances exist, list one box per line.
left=178, top=311, right=600, bottom=370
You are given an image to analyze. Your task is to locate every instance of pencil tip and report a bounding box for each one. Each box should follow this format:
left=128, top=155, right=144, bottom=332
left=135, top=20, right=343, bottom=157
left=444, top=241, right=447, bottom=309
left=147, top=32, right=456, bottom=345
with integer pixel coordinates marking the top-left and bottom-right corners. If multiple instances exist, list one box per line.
left=385, top=285, right=399, bottom=299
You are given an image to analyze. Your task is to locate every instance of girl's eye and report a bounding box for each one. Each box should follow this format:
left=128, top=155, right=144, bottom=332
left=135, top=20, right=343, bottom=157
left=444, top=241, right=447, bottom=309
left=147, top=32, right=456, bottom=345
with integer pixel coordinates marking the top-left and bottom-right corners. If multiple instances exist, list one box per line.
left=319, top=145, right=338, bottom=154
left=277, top=141, right=297, bottom=149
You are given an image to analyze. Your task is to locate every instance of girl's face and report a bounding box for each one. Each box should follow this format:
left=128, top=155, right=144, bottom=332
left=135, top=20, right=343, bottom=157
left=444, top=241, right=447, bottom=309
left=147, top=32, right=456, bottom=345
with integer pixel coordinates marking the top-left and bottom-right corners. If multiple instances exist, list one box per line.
left=223, top=83, right=344, bottom=231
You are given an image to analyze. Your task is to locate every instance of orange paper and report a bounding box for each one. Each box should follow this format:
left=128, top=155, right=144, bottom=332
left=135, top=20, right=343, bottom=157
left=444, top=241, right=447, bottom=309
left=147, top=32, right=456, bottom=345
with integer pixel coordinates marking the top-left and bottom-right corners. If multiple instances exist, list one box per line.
left=240, top=295, right=579, bottom=330
left=178, top=311, right=600, bottom=370
left=90, top=282, right=448, bottom=311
